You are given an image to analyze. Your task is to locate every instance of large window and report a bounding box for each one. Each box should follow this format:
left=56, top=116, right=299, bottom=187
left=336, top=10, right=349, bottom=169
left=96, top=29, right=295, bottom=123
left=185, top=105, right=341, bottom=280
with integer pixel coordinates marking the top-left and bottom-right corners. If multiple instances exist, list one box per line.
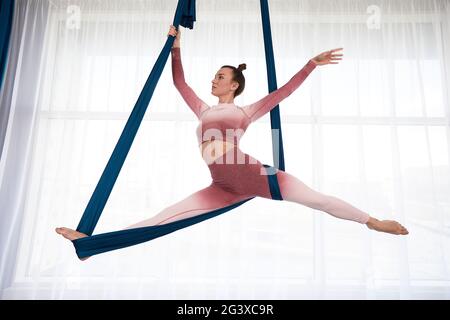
left=5, top=0, right=449, bottom=299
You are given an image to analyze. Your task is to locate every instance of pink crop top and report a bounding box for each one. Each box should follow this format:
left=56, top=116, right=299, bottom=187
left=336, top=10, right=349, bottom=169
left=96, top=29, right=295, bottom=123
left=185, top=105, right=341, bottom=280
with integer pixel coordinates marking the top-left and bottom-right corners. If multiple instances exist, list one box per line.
left=171, top=47, right=316, bottom=146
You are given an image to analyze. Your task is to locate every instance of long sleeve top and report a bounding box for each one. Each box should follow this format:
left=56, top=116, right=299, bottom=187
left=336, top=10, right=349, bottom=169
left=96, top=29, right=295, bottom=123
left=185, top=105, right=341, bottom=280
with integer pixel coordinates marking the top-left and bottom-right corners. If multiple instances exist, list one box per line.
left=171, top=47, right=316, bottom=146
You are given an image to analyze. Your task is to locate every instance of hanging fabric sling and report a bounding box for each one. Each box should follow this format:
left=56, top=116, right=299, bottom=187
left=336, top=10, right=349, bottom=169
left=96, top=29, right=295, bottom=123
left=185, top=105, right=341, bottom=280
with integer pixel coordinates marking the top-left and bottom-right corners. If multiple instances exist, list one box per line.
left=0, top=0, right=14, bottom=91
left=72, top=0, right=285, bottom=259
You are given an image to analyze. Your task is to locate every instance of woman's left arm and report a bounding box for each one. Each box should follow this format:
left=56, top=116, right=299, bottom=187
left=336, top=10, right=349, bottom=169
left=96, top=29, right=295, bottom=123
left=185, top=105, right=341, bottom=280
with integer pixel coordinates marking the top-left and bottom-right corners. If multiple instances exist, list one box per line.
left=242, top=48, right=343, bottom=122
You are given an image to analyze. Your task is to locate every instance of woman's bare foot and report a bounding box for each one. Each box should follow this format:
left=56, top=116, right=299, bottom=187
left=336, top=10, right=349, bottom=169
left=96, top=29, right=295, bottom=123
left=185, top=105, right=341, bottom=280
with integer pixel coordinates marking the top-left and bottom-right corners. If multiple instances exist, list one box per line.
left=366, top=217, right=409, bottom=235
left=55, top=227, right=90, bottom=261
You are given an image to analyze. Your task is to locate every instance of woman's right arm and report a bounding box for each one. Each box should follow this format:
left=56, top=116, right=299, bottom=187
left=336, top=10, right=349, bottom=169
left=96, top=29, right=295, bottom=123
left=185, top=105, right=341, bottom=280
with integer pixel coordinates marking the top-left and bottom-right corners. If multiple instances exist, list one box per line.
left=169, top=26, right=209, bottom=119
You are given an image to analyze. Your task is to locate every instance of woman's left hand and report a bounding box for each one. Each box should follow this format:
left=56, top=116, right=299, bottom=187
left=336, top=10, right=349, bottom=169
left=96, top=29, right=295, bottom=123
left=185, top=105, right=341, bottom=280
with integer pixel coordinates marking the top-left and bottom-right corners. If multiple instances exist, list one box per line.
left=311, top=48, right=343, bottom=66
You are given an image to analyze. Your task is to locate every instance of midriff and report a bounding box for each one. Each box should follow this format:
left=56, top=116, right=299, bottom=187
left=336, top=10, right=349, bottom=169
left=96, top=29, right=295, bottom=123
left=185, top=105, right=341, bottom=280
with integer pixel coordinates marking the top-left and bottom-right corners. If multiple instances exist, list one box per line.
left=199, top=140, right=236, bottom=163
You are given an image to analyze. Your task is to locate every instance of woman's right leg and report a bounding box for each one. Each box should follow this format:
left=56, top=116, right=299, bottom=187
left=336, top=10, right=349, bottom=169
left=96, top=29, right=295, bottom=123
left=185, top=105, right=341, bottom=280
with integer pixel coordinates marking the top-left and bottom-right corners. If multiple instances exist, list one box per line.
left=123, top=184, right=249, bottom=229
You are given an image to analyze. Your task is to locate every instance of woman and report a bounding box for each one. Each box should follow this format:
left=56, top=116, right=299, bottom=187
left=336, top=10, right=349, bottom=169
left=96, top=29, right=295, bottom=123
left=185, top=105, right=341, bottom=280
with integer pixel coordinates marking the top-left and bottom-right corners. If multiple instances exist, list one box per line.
left=56, top=26, right=408, bottom=255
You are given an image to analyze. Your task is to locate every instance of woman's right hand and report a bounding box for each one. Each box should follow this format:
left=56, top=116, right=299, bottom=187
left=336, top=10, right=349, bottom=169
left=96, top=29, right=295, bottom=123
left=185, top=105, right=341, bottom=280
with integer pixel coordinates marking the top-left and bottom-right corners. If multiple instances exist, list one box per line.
left=168, top=25, right=181, bottom=48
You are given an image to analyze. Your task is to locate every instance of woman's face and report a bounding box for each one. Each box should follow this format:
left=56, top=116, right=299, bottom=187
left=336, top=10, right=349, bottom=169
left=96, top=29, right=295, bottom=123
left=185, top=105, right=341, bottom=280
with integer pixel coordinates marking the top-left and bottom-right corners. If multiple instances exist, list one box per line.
left=211, top=67, right=238, bottom=97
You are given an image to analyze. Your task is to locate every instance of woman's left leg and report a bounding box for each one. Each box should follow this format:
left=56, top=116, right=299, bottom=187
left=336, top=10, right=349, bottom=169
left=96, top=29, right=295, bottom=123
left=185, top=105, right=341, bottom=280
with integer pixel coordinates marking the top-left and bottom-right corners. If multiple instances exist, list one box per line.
left=209, top=146, right=370, bottom=224
left=275, top=170, right=370, bottom=224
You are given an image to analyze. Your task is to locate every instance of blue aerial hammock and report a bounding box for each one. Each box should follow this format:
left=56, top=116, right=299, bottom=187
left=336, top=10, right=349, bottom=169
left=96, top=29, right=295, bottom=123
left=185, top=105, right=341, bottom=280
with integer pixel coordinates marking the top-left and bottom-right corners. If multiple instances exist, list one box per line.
left=0, top=0, right=14, bottom=91
left=72, top=0, right=286, bottom=259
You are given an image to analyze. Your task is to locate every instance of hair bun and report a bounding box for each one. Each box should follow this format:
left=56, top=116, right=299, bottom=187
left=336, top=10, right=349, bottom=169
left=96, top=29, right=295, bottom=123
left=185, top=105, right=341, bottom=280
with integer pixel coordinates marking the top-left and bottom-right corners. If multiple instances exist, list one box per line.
left=237, top=63, right=247, bottom=72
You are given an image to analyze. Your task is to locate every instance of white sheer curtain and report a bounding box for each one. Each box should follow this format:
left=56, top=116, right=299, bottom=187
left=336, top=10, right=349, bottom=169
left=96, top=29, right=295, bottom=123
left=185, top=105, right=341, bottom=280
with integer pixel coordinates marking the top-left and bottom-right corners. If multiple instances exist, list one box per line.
left=1, top=0, right=449, bottom=299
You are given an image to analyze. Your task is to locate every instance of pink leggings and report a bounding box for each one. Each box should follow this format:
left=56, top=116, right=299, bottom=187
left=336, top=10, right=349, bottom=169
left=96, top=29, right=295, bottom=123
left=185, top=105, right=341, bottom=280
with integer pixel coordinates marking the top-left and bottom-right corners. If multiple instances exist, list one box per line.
left=125, top=147, right=370, bottom=229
